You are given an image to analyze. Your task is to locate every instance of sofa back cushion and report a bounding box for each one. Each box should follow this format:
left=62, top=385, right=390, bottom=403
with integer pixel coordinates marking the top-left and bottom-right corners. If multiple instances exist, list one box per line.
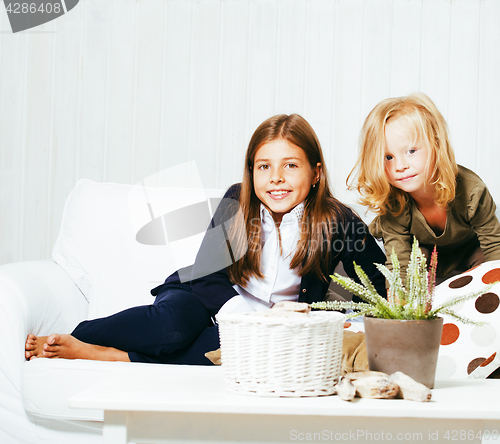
left=52, top=179, right=224, bottom=319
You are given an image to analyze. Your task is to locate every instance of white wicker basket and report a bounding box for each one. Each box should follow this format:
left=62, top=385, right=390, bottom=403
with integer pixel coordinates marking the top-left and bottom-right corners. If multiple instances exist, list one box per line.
left=216, top=311, right=345, bottom=397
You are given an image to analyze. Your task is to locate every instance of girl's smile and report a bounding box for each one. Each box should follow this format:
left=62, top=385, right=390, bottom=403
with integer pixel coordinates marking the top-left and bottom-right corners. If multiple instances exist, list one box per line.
left=398, top=174, right=416, bottom=181
left=253, top=139, right=320, bottom=223
left=268, top=189, right=291, bottom=199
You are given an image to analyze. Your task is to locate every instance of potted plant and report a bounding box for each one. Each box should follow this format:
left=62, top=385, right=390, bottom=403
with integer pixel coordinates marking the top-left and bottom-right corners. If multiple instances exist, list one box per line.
left=311, top=238, right=495, bottom=388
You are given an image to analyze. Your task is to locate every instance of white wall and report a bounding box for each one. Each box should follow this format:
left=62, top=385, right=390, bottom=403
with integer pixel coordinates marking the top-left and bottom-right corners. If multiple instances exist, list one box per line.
left=1, top=0, right=499, bottom=265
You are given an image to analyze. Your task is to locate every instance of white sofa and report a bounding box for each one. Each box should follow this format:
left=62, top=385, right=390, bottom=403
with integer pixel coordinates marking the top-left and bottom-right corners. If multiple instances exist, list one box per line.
left=0, top=179, right=228, bottom=444
left=2, top=178, right=500, bottom=444
left=0, top=177, right=373, bottom=443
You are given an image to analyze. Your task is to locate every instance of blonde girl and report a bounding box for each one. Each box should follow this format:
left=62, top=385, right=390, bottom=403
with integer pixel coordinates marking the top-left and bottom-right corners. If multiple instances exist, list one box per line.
left=26, top=114, right=386, bottom=365
left=349, top=92, right=500, bottom=281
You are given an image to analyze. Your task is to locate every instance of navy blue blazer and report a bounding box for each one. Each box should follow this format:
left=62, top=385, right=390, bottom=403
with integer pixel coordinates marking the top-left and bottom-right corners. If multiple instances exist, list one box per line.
left=151, top=184, right=387, bottom=317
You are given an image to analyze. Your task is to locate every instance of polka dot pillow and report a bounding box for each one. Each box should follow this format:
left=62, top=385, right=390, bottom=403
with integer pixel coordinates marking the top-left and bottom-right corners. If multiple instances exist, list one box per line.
left=434, top=260, right=500, bottom=379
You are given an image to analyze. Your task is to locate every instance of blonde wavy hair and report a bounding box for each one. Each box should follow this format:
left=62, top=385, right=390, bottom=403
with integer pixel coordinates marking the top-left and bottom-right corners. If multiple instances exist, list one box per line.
left=348, top=93, right=458, bottom=216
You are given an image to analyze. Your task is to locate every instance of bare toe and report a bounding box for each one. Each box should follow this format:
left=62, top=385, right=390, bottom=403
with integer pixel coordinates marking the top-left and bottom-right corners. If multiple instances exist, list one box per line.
left=43, top=341, right=59, bottom=353
left=42, top=334, right=72, bottom=358
left=25, top=334, right=36, bottom=349
left=25, top=334, right=48, bottom=360
left=42, top=350, right=58, bottom=358
left=47, top=333, right=60, bottom=346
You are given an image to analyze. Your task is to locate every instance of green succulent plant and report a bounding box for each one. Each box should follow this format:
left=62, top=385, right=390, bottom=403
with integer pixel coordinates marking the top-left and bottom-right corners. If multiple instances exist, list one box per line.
left=311, top=238, right=495, bottom=325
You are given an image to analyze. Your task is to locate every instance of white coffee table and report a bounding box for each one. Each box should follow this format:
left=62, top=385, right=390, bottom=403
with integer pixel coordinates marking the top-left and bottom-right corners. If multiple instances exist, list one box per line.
left=69, top=365, right=500, bottom=444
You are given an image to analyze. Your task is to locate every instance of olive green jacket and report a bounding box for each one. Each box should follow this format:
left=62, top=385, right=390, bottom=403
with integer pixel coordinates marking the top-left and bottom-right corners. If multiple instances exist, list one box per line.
left=370, top=165, right=500, bottom=281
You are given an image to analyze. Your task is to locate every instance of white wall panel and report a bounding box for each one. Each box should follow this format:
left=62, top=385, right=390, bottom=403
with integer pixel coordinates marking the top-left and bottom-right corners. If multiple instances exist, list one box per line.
left=1, top=0, right=500, bottom=265
left=217, top=0, right=249, bottom=189
left=133, top=0, right=165, bottom=184
left=246, top=0, right=278, bottom=140
left=0, top=21, right=28, bottom=263
left=448, top=0, right=481, bottom=170
left=331, top=0, right=364, bottom=202
left=161, top=0, right=193, bottom=173
left=49, top=2, right=81, bottom=249
left=275, top=0, right=307, bottom=115
left=390, top=0, right=422, bottom=97
left=360, top=0, right=393, bottom=118
left=476, top=0, right=500, bottom=202
left=78, top=0, right=109, bottom=182
left=106, top=0, right=136, bottom=184
left=303, top=0, right=335, bottom=191
left=188, top=0, right=221, bottom=189
left=23, top=26, right=54, bottom=260
left=419, top=0, right=451, bottom=117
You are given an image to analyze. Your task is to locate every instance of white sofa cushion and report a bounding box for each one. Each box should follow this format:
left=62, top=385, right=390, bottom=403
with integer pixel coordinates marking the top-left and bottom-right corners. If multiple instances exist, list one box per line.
left=21, top=359, right=108, bottom=421
left=52, top=178, right=224, bottom=320
left=20, top=178, right=226, bottom=428
left=21, top=359, right=173, bottom=421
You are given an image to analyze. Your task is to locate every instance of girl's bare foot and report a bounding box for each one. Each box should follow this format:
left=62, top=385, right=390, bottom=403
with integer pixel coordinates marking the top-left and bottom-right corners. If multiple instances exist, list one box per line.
left=25, top=334, right=45, bottom=360
left=25, top=334, right=130, bottom=362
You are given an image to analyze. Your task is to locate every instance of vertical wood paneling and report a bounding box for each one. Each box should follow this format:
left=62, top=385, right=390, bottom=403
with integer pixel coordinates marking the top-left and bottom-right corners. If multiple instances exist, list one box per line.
left=390, top=0, right=422, bottom=96
left=476, top=0, right=500, bottom=201
left=246, top=0, right=278, bottom=137
left=23, top=28, right=54, bottom=260
left=275, top=0, right=307, bottom=114
left=217, top=0, right=249, bottom=190
left=303, top=0, right=335, bottom=184
left=49, top=3, right=82, bottom=250
left=0, top=12, right=5, bottom=261
left=360, top=0, right=393, bottom=118
left=78, top=0, right=110, bottom=181
left=447, top=0, right=481, bottom=169
left=161, top=0, right=193, bottom=173
left=105, top=0, right=136, bottom=184
left=45, top=20, right=57, bottom=258
left=0, top=31, right=28, bottom=263
left=419, top=0, right=451, bottom=117
left=2, top=0, right=500, bottom=265
left=132, top=0, right=165, bottom=184
left=331, top=0, right=364, bottom=202
left=188, top=0, right=220, bottom=189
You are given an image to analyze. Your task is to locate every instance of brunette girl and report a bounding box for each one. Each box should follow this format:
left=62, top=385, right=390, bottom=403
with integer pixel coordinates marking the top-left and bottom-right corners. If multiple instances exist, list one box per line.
left=26, top=114, right=386, bottom=364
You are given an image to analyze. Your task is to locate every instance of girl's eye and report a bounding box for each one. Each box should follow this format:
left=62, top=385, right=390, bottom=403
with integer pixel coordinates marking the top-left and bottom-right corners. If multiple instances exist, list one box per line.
left=286, top=163, right=298, bottom=169
left=408, top=148, right=417, bottom=155
left=257, top=164, right=269, bottom=170
left=385, top=155, right=393, bottom=161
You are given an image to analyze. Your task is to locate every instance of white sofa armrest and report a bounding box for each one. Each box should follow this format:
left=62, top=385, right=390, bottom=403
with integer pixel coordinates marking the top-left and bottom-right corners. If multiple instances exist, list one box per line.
left=0, top=259, right=89, bottom=443
left=0, top=259, right=88, bottom=372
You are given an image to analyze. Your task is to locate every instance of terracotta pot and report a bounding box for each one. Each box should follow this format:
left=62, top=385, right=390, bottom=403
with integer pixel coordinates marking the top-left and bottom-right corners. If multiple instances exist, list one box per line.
left=363, top=316, right=443, bottom=389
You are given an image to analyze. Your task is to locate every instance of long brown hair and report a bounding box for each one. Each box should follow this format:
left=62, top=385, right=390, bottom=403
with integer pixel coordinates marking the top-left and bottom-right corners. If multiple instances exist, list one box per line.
left=227, top=114, right=349, bottom=286
left=348, top=93, right=458, bottom=216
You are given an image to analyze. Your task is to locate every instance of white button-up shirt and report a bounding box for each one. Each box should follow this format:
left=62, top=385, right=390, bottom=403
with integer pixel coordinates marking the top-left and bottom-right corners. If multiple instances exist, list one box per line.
left=218, top=203, right=304, bottom=314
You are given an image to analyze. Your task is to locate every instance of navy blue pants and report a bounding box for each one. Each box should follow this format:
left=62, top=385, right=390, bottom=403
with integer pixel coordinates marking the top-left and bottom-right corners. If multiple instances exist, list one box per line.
left=71, top=283, right=220, bottom=365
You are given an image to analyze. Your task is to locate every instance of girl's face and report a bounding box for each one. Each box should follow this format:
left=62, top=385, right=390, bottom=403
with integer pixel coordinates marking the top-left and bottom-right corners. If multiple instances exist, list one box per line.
left=253, top=139, right=320, bottom=223
left=384, top=118, right=430, bottom=199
